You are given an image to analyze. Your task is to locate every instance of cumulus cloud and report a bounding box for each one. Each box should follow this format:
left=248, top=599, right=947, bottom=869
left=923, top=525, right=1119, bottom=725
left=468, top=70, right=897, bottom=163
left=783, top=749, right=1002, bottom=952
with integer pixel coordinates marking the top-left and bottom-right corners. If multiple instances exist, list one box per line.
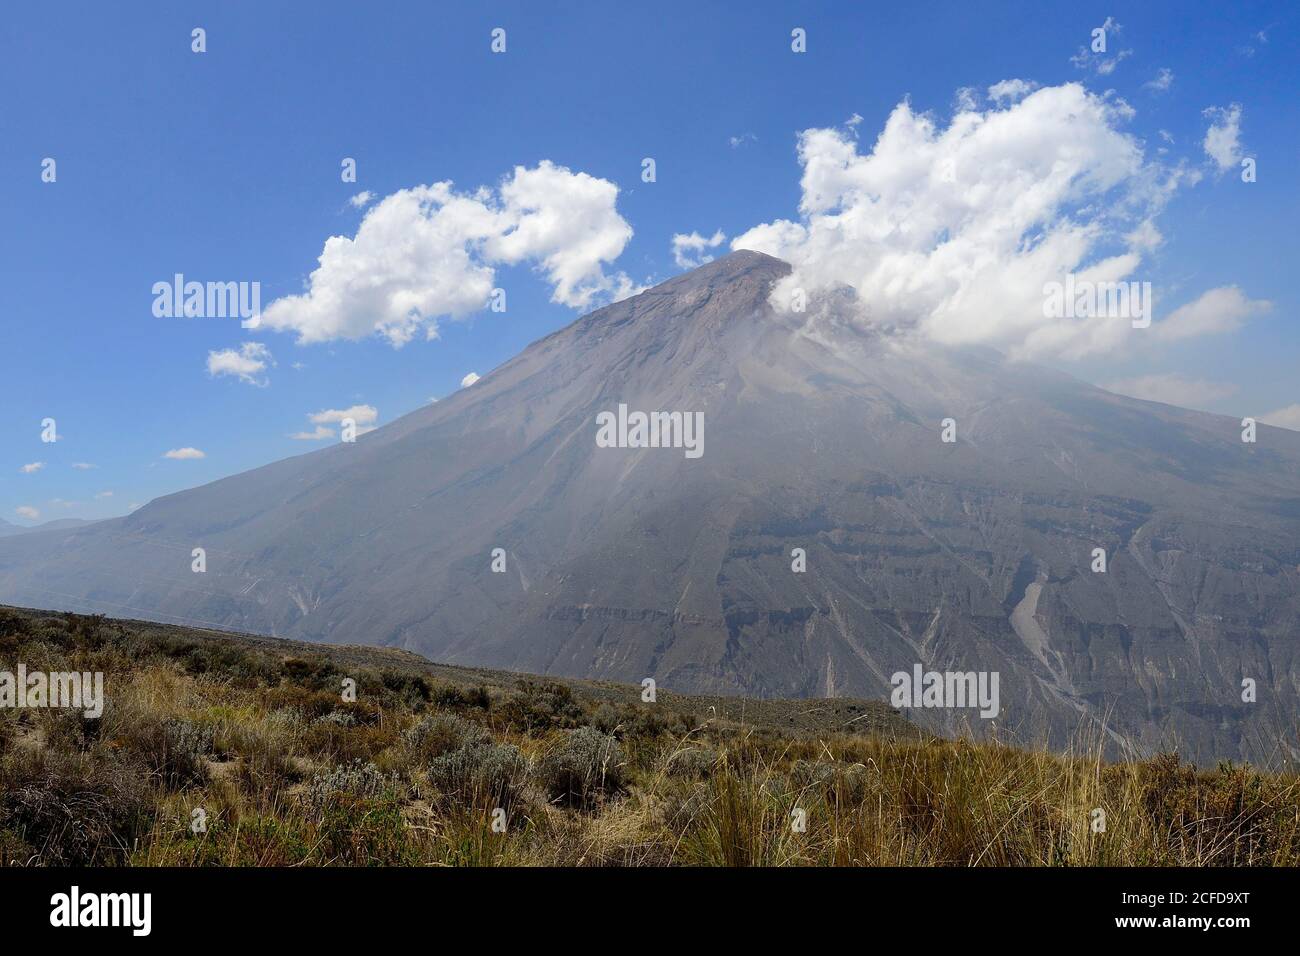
left=460, top=372, right=480, bottom=388
left=163, top=447, right=206, bottom=460
left=731, top=83, right=1206, bottom=360
left=207, top=342, right=275, bottom=386
left=672, top=229, right=727, bottom=269
left=1260, top=405, right=1300, bottom=432
left=349, top=191, right=374, bottom=208
left=261, top=162, right=637, bottom=347
left=1152, top=286, right=1271, bottom=342
left=14, top=506, right=39, bottom=521
left=291, top=405, right=379, bottom=440
left=1203, top=104, right=1245, bottom=172
left=19, top=462, right=45, bottom=474
left=1102, top=373, right=1237, bottom=409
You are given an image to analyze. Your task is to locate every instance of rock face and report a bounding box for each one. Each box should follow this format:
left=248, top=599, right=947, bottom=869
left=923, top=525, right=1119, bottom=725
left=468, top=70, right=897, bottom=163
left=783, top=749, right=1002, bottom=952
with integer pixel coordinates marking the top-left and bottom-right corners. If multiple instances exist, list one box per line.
left=2, top=250, right=1298, bottom=762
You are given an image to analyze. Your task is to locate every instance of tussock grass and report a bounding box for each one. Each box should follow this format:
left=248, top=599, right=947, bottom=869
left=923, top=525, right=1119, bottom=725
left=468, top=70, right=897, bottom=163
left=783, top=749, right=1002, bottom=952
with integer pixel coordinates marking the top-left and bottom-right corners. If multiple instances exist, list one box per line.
left=2, top=606, right=1299, bottom=867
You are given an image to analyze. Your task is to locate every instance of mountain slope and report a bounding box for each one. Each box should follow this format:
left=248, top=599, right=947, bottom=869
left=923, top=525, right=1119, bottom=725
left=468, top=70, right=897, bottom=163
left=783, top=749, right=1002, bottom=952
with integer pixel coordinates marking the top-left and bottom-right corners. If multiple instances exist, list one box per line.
left=0, top=518, right=97, bottom=538
left=2, top=251, right=1298, bottom=762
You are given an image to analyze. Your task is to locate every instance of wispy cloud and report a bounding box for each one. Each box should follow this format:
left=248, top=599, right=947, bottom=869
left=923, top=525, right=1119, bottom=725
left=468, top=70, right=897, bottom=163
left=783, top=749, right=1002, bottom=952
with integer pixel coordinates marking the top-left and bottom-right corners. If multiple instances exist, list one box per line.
left=1102, top=374, right=1237, bottom=409
left=1260, top=404, right=1300, bottom=431
left=1144, top=68, right=1174, bottom=93
left=1069, top=17, right=1131, bottom=76
left=1152, top=286, right=1271, bottom=342
left=207, top=342, right=275, bottom=386
left=1203, top=104, right=1246, bottom=172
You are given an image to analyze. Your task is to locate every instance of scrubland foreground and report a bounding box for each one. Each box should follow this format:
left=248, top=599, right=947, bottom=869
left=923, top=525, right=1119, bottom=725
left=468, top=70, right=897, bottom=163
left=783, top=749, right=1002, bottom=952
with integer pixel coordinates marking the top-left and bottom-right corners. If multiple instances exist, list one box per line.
left=1, top=605, right=1298, bottom=868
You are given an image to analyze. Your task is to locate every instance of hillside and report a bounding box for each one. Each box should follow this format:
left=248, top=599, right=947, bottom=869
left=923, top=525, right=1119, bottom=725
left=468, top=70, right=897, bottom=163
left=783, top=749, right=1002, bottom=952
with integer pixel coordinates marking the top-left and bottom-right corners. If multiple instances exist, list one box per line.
left=2, top=604, right=1297, bottom=867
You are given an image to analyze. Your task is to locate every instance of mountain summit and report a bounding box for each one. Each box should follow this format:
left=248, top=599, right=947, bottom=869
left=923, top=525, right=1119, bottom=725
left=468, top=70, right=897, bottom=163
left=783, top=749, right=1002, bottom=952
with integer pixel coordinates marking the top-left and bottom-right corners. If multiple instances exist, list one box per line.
left=4, top=250, right=1299, bottom=761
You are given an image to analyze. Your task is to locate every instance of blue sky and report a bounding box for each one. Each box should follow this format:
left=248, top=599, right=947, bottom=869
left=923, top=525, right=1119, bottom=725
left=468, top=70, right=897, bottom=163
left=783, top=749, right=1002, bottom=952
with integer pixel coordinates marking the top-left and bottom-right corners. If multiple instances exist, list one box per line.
left=1, top=1, right=1296, bottom=525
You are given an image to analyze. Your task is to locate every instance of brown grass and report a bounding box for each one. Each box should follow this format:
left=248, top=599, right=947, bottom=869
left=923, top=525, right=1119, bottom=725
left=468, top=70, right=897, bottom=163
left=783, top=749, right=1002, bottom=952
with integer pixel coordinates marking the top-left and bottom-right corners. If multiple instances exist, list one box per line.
left=2, top=606, right=1299, bottom=867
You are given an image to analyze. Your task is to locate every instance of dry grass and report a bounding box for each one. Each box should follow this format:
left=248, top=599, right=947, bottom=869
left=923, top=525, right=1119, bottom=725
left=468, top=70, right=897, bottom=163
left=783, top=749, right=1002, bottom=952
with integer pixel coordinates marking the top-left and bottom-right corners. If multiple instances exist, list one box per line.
left=2, top=606, right=1300, bottom=867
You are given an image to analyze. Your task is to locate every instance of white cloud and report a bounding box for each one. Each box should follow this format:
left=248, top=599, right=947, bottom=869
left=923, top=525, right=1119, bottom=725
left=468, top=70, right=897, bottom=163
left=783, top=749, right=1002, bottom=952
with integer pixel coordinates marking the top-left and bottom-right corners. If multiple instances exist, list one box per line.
left=732, top=83, right=1206, bottom=360
left=671, top=229, right=727, bottom=269
left=14, top=506, right=39, bottom=521
left=289, top=425, right=335, bottom=441
left=71, top=462, right=97, bottom=470
left=291, top=404, right=379, bottom=440
left=1203, top=104, right=1245, bottom=172
left=207, top=341, right=275, bottom=386
left=19, top=462, right=45, bottom=474
left=1152, top=286, right=1271, bottom=343
left=1238, top=29, right=1270, bottom=58
left=1261, top=405, right=1300, bottom=432
left=349, top=191, right=374, bottom=208
left=261, top=161, right=637, bottom=347
left=987, top=79, right=1037, bottom=103
left=1102, top=374, right=1237, bottom=409
left=309, top=404, right=377, bottom=425
left=460, top=372, right=480, bottom=388
left=1070, top=18, right=1130, bottom=75
left=729, top=133, right=756, bottom=148
left=163, top=447, right=206, bottom=460
left=95, top=490, right=113, bottom=499
left=1071, top=20, right=1133, bottom=76
left=1144, top=68, right=1174, bottom=93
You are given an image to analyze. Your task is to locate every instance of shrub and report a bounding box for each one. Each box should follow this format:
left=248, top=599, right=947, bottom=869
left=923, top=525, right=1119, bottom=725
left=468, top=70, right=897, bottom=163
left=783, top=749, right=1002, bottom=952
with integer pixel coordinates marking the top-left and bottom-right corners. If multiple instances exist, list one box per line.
left=664, top=746, right=718, bottom=778
left=430, top=682, right=491, bottom=712
left=0, top=748, right=153, bottom=865
left=403, top=713, right=489, bottom=763
left=306, top=760, right=393, bottom=808
left=108, top=715, right=211, bottom=790
left=426, top=742, right=529, bottom=813
left=495, top=680, right=585, bottom=734
left=315, top=710, right=357, bottom=728
left=538, top=727, right=625, bottom=809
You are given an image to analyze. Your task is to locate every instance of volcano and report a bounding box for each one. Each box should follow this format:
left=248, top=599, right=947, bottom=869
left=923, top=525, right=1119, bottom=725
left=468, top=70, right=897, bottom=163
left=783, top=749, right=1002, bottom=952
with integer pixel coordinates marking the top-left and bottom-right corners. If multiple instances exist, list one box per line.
left=4, top=250, right=1299, bottom=762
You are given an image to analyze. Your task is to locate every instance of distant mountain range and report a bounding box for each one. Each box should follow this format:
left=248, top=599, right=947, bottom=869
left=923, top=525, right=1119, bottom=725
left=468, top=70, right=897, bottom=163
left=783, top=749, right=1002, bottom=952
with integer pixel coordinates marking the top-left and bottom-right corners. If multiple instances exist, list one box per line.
left=2, top=251, right=1298, bottom=763
left=0, top=517, right=98, bottom=538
